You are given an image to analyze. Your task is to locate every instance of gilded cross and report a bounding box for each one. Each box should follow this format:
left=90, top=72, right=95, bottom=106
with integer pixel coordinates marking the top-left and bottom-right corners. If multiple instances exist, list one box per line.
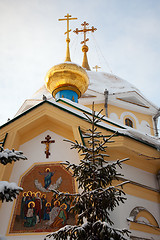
left=73, top=21, right=97, bottom=45
left=58, top=13, right=77, bottom=62
left=73, top=21, right=97, bottom=70
left=59, top=13, right=77, bottom=41
left=41, top=135, right=55, bottom=158
left=93, top=65, right=101, bottom=72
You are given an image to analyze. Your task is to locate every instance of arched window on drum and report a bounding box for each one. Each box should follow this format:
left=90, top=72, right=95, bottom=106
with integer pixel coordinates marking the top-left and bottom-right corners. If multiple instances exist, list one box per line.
left=125, top=118, right=133, bottom=128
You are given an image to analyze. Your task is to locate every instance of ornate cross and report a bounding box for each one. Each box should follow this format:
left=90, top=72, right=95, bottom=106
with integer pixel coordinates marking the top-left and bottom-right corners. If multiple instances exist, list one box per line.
left=59, top=13, right=77, bottom=62
left=93, top=65, right=101, bottom=72
left=59, top=13, right=77, bottom=41
left=73, top=21, right=97, bottom=45
left=41, top=135, right=55, bottom=158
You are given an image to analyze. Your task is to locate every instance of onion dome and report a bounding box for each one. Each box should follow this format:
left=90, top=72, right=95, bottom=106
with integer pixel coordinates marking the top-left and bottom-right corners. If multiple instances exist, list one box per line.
left=45, top=62, right=89, bottom=102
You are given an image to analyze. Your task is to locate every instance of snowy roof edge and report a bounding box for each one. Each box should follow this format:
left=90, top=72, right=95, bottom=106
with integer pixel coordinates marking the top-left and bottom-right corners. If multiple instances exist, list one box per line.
left=0, top=99, right=159, bottom=150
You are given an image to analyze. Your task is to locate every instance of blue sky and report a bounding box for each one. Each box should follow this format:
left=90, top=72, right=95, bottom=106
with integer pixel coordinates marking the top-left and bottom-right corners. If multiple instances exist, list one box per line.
left=0, top=0, right=160, bottom=131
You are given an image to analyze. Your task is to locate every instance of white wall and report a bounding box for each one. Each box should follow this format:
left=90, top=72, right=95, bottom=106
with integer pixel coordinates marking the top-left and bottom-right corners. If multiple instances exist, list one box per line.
left=11, top=130, right=79, bottom=186
left=118, top=163, right=158, bottom=190
left=0, top=130, right=159, bottom=239
left=0, top=130, right=79, bottom=239
left=110, top=194, right=160, bottom=240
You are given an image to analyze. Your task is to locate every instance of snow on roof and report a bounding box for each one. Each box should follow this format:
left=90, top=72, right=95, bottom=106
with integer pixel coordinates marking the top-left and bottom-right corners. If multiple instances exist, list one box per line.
left=2, top=66, right=159, bottom=149
left=1, top=96, right=160, bottom=150
left=52, top=98, right=160, bottom=150
left=31, top=85, right=52, bottom=99
left=31, top=71, right=141, bottom=100
left=87, top=71, right=140, bottom=94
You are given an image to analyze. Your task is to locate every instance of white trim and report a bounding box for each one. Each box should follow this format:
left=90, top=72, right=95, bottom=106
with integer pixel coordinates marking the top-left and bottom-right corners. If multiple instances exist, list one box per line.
left=120, top=111, right=139, bottom=128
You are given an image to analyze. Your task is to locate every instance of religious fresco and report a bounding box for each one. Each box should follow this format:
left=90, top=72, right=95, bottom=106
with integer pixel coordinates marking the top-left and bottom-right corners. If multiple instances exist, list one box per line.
left=9, top=163, right=76, bottom=233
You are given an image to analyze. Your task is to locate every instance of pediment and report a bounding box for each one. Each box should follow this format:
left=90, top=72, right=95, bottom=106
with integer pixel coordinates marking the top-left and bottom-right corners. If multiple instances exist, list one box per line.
left=112, top=90, right=159, bottom=115
left=81, top=93, right=96, bottom=98
left=0, top=101, right=81, bottom=146
left=116, top=95, right=149, bottom=108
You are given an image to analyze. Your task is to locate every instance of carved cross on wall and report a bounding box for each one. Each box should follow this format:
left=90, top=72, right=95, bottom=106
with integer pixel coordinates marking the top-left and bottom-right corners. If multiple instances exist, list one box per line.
left=41, top=135, right=55, bottom=158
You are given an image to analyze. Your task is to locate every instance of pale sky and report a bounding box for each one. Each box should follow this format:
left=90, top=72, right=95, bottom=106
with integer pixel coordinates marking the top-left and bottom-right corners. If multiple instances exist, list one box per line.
left=0, top=0, right=160, bottom=131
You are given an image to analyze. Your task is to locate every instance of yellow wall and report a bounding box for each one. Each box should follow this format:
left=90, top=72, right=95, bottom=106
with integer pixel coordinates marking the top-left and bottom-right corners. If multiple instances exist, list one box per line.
left=0, top=102, right=159, bottom=186
left=84, top=103, right=154, bottom=135
left=0, top=103, right=159, bottom=194
left=84, top=103, right=106, bottom=116
left=0, top=102, right=159, bottom=239
left=130, top=221, right=160, bottom=235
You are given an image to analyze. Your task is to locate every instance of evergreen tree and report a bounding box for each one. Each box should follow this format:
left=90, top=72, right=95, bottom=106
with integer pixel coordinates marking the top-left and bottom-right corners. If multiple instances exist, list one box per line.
left=0, top=146, right=27, bottom=202
left=45, top=103, right=130, bottom=240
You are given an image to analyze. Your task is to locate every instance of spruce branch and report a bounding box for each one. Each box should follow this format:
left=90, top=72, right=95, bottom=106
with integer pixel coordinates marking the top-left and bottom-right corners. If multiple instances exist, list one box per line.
left=46, top=104, right=129, bottom=240
left=0, top=181, right=23, bottom=202
left=0, top=146, right=27, bottom=165
left=0, top=146, right=27, bottom=202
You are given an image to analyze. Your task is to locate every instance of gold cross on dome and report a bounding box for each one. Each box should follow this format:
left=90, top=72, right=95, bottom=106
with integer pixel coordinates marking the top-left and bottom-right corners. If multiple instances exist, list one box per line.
left=74, top=21, right=97, bottom=45
left=93, top=65, right=101, bottom=72
left=58, top=13, right=77, bottom=62
left=59, top=13, right=77, bottom=41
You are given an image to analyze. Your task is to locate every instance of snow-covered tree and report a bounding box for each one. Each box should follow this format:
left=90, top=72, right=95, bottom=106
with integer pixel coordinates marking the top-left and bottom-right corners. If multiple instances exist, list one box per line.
left=0, top=146, right=27, bottom=202
left=45, top=103, right=130, bottom=240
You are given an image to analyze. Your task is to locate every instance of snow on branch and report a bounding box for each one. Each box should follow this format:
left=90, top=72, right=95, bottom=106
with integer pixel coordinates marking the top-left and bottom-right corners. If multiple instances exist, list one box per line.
left=0, top=146, right=27, bottom=165
left=45, top=220, right=130, bottom=240
left=0, top=181, right=23, bottom=202
left=45, top=104, right=130, bottom=240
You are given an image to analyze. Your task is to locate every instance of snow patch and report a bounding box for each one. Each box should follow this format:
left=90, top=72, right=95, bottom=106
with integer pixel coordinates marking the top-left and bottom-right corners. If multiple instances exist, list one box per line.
left=0, top=181, right=23, bottom=194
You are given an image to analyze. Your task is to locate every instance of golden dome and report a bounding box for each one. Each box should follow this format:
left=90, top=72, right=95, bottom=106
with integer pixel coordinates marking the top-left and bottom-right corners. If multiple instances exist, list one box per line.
left=45, top=62, right=89, bottom=98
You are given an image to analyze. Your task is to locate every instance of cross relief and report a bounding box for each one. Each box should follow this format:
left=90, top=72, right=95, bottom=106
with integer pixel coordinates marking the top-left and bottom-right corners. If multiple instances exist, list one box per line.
left=41, top=135, right=55, bottom=158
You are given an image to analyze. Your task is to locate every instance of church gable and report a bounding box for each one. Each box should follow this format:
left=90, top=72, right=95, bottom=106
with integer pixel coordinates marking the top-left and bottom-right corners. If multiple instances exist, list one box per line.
left=116, top=95, right=149, bottom=108
left=0, top=8, right=159, bottom=240
left=111, top=91, right=158, bottom=115
left=0, top=101, right=83, bottom=147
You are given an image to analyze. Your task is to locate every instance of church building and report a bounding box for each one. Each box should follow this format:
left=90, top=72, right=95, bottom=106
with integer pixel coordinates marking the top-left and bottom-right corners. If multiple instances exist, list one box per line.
left=0, top=14, right=159, bottom=240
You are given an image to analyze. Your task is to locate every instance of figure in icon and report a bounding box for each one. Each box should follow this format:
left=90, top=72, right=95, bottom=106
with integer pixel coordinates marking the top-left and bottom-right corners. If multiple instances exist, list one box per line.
left=39, top=168, right=55, bottom=189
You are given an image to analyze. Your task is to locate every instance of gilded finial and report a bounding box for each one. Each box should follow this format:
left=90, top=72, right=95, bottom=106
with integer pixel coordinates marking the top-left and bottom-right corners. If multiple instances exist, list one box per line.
left=93, top=65, right=101, bottom=72
left=59, top=13, right=77, bottom=62
left=74, top=21, right=97, bottom=70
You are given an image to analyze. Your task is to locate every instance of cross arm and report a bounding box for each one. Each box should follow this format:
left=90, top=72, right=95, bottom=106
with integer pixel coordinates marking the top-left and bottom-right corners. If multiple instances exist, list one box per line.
left=85, top=27, right=97, bottom=33
left=73, top=28, right=84, bottom=34
left=58, top=17, right=77, bottom=21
